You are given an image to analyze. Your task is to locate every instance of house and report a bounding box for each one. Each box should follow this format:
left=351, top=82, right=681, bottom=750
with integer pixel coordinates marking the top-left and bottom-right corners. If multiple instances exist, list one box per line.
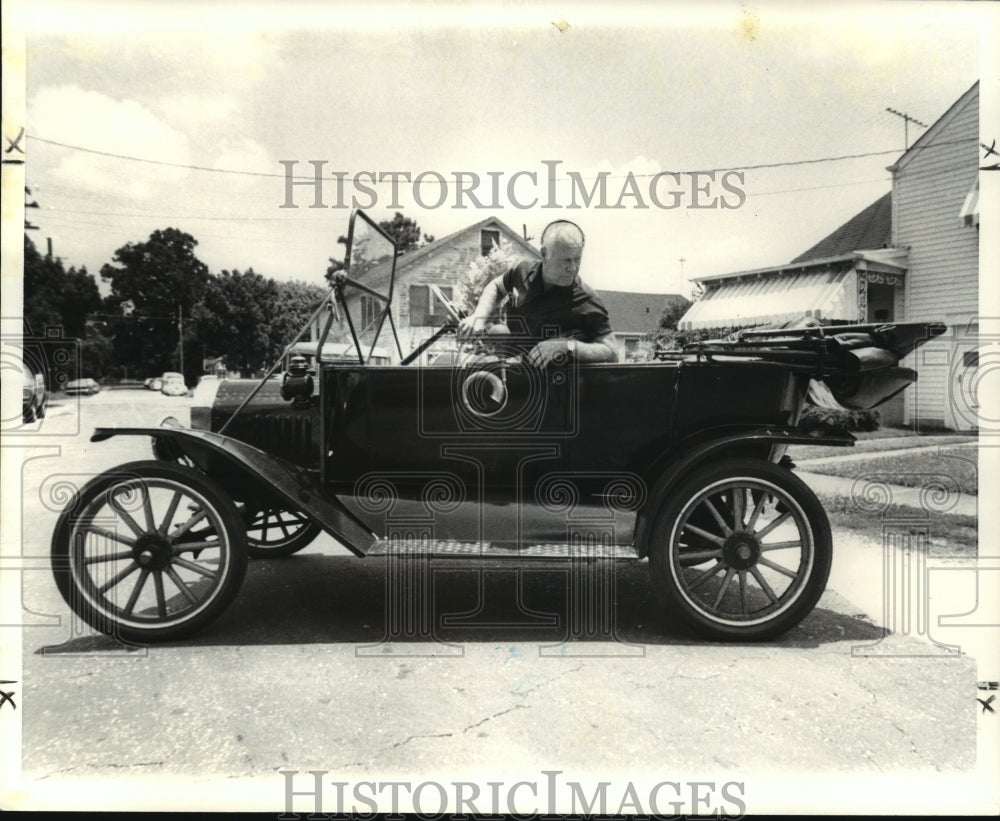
left=678, top=82, right=980, bottom=429
left=888, top=82, right=979, bottom=430
left=597, top=290, right=690, bottom=359
left=315, top=217, right=540, bottom=364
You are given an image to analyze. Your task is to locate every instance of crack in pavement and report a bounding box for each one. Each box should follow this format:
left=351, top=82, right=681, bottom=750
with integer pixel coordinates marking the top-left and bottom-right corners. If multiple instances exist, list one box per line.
left=390, top=731, right=454, bottom=749
left=334, top=663, right=587, bottom=770
left=462, top=703, right=527, bottom=733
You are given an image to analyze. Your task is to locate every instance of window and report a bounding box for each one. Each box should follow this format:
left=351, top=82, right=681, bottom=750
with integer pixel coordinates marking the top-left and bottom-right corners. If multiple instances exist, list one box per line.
left=359, top=295, right=382, bottom=330
left=480, top=228, right=500, bottom=257
left=409, top=285, right=454, bottom=326
left=963, top=350, right=979, bottom=368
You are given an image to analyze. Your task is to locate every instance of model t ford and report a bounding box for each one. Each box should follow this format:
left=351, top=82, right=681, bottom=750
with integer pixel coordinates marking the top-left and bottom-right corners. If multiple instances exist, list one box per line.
left=50, top=210, right=945, bottom=643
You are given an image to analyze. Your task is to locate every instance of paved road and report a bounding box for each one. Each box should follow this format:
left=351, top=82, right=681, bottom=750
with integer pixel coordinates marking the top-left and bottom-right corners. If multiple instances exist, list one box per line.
left=3, top=388, right=996, bottom=814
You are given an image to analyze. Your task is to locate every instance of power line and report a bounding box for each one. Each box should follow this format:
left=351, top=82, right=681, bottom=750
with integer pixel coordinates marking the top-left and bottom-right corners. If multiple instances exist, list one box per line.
left=27, top=133, right=981, bottom=182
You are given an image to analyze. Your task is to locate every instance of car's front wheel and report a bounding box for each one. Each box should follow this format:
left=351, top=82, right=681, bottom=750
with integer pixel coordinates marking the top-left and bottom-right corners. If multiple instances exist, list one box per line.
left=51, top=460, right=248, bottom=643
left=648, top=458, right=831, bottom=641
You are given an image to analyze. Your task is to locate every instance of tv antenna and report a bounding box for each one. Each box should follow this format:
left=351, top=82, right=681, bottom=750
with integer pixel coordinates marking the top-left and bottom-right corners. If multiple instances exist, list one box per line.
left=886, top=107, right=929, bottom=150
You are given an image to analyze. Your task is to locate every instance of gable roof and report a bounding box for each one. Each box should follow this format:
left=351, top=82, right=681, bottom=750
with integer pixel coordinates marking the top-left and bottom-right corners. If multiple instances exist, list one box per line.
left=791, top=191, right=892, bottom=263
left=396, top=216, right=540, bottom=272
left=349, top=216, right=540, bottom=295
left=597, top=290, right=689, bottom=334
left=887, top=81, right=979, bottom=174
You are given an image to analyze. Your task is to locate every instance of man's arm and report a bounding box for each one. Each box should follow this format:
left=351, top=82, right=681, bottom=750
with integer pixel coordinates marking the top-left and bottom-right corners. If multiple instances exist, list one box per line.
left=527, top=333, right=619, bottom=366
left=579, top=332, right=620, bottom=363
left=457, top=274, right=507, bottom=339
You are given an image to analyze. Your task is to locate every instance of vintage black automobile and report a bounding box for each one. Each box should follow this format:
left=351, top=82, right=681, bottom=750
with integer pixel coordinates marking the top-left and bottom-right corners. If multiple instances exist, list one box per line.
left=51, top=210, right=945, bottom=643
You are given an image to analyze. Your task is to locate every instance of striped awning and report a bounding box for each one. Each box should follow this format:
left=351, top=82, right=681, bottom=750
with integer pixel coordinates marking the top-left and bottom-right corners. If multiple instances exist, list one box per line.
left=959, top=178, right=979, bottom=227
left=680, top=266, right=859, bottom=331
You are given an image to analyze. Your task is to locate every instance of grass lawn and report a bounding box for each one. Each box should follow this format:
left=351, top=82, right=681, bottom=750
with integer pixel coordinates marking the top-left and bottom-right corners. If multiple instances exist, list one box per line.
left=821, top=493, right=978, bottom=555
left=800, top=446, right=978, bottom=496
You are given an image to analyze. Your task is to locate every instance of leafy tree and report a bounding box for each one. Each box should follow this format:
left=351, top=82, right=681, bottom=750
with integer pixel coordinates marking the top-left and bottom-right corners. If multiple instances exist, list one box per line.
left=658, top=295, right=692, bottom=332
left=198, top=268, right=279, bottom=376
left=325, top=234, right=349, bottom=284
left=324, top=213, right=434, bottom=285
left=637, top=295, right=693, bottom=359
left=269, top=279, right=328, bottom=357
left=455, top=237, right=517, bottom=318
left=378, top=212, right=433, bottom=254
left=100, top=228, right=210, bottom=378
left=23, top=235, right=101, bottom=339
left=23, top=235, right=103, bottom=382
left=79, top=325, right=114, bottom=377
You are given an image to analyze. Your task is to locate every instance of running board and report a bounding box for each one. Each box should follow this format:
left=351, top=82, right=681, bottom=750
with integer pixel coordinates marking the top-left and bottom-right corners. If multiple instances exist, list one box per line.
left=365, top=540, right=641, bottom=560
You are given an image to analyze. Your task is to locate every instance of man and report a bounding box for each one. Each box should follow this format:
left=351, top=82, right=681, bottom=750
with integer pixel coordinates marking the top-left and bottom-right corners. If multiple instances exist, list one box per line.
left=457, top=220, right=618, bottom=365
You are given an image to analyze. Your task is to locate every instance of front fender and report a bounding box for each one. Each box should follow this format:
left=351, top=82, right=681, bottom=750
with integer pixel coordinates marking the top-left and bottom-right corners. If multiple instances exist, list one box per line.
left=90, top=426, right=376, bottom=556
left=632, top=426, right=853, bottom=558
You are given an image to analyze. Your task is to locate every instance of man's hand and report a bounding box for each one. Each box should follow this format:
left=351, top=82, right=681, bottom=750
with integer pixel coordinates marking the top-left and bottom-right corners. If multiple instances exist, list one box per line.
left=527, top=338, right=572, bottom=367
left=457, top=315, right=487, bottom=340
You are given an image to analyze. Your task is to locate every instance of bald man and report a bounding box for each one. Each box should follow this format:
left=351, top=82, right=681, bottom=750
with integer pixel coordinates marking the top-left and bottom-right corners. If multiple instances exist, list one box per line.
left=457, top=221, right=618, bottom=366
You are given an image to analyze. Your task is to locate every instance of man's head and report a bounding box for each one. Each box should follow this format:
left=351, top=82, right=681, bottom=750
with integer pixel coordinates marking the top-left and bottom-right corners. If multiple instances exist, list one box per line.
left=540, top=220, right=585, bottom=287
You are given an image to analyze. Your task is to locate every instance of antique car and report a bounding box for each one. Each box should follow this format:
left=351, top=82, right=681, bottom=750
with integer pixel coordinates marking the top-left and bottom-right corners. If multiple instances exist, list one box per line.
left=50, top=210, right=946, bottom=644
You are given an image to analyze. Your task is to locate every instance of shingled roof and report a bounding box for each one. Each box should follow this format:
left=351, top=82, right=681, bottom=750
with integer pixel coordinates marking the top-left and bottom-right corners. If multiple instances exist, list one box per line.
left=791, top=191, right=892, bottom=263
left=597, top=290, right=690, bottom=334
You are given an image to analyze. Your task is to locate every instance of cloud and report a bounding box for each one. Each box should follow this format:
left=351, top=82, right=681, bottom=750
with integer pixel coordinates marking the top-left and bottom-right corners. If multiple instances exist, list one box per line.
left=156, top=91, right=241, bottom=132
left=29, top=84, right=192, bottom=198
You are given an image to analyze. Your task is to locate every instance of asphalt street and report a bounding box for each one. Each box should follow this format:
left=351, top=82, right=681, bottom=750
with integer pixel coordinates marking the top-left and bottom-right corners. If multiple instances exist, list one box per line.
left=3, top=386, right=996, bottom=814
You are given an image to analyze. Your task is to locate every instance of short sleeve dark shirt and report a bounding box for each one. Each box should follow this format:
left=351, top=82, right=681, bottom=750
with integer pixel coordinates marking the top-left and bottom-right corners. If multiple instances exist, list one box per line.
left=501, top=260, right=613, bottom=347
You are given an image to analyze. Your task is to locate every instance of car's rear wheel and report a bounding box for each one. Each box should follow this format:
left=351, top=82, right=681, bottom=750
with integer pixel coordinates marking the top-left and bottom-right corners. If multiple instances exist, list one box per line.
left=51, top=460, right=248, bottom=643
left=648, top=457, right=831, bottom=641
left=242, top=504, right=320, bottom=558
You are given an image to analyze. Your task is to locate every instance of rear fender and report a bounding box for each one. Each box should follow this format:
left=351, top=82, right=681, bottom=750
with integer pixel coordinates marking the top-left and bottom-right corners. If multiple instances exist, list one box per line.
left=633, top=426, right=853, bottom=558
left=90, top=426, right=376, bottom=556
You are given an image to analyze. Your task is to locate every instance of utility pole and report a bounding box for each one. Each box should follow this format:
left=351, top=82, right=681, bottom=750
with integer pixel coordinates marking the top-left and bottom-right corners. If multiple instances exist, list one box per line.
left=886, top=107, right=929, bottom=150
left=177, top=305, right=184, bottom=376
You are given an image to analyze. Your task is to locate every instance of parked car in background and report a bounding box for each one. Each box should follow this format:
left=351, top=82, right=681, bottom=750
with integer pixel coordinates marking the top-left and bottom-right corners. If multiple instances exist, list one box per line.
left=65, top=378, right=101, bottom=396
left=160, top=372, right=188, bottom=396
left=21, top=357, right=47, bottom=422
left=146, top=376, right=163, bottom=391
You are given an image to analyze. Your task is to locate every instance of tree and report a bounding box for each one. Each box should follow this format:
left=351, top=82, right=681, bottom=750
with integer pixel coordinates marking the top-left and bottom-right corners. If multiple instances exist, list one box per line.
left=268, top=279, right=328, bottom=357
left=23, top=235, right=103, bottom=381
left=636, top=295, right=693, bottom=359
left=378, top=212, right=432, bottom=254
left=325, top=235, right=349, bottom=284
left=100, top=228, right=210, bottom=378
left=23, top=236, right=101, bottom=339
left=658, top=295, right=692, bottom=332
left=455, top=237, right=518, bottom=318
left=101, top=228, right=209, bottom=317
left=198, top=268, right=279, bottom=376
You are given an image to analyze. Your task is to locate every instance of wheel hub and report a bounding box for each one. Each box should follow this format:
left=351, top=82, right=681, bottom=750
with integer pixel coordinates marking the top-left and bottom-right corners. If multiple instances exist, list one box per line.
left=722, top=532, right=761, bottom=570
left=133, top=533, right=173, bottom=571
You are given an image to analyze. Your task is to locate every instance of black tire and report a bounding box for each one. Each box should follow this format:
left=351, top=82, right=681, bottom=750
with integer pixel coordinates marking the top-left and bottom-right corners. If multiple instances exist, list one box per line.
left=51, top=460, right=248, bottom=643
left=242, top=504, right=320, bottom=558
left=648, top=457, right=832, bottom=641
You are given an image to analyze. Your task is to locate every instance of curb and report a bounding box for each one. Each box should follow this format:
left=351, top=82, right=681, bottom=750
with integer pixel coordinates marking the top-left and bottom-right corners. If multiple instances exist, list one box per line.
left=795, top=470, right=978, bottom=519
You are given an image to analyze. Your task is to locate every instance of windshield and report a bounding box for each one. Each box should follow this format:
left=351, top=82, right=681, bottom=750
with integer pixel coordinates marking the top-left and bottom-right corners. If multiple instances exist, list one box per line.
left=346, top=210, right=396, bottom=301
left=321, top=210, right=400, bottom=365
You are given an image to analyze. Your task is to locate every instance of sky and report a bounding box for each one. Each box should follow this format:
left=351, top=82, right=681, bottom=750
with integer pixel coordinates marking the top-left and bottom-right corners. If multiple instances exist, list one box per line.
left=16, top=1, right=991, bottom=299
